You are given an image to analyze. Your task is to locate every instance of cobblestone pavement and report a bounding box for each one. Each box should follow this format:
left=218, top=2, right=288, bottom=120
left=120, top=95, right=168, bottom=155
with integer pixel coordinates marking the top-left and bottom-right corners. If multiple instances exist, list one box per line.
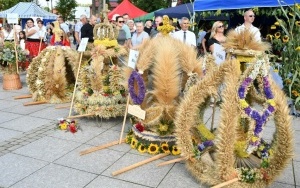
left=0, top=72, right=299, bottom=188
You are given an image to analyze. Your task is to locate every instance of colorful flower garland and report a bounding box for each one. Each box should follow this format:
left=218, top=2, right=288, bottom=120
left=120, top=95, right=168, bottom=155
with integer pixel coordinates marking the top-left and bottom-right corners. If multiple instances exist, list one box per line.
left=128, top=70, right=146, bottom=105
left=238, top=60, right=276, bottom=153
left=57, top=119, right=81, bottom=133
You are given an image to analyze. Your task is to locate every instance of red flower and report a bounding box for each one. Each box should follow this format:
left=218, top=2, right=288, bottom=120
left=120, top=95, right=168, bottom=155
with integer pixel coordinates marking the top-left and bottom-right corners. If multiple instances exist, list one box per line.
left=135, top=122, right=144, bottom=132
left=69, top=123, right=77, bottom=133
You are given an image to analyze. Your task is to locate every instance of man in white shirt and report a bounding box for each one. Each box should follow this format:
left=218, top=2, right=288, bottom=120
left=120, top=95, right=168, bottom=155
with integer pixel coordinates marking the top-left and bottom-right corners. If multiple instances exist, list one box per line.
left=57, top=15, right=70, bottom=35
left=172, top=17, right=196, bottom=46
left=235, top=9, right=261, bottom=42
left=74, top=14, right=87, bottom=49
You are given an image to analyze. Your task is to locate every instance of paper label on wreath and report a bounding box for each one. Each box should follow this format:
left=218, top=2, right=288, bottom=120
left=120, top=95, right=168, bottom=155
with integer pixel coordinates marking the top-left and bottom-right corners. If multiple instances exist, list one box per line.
left=78, top=38, right=89, bottom=52
left=213, top=43, right=226, bottom=65
left=128, top=105, right=146, bottom=120
left=7, top=13, right=19, bottom=24
left=128, top=49, right=139, bottom=69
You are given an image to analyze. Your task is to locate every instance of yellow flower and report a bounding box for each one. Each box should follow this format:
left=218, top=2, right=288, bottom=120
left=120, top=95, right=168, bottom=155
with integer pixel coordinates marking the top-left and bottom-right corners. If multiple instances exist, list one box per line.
left=251, top=136, right=259, bottom=143
left=266, top=34, right=273, bottom=41
left=197, top=124, right=215, bottom=140
left=171, top=145, right=181, bottom=155
left=234, top=141, right=250, bottom=158
left=240, top=99, right=249, bottom=109
left=148, top=143, right=159, bottom=155
left=258, top=145, right=265, bottom=151
left=274, top=32, right=281, bottom=39
left=130, top=137, right=138, bottom=149
left=292, top=90, right=299, bottom=97
left=268, top=149, right=274, bottom=156
left=137, top=144, right=147, bottom=153
left=60, top=123, right=67, bottom=130
left=295, top=46, right=300, bottom=51
left=161, top=143, right=170, bottom=154
left=125, top=135, right=132, bottom=144
left=285, top=79, right=292, bottom=84
left=282, top=35, right=289, bottom=43
left=274, top=21, right=280, bottom=26
left=267, top=99, right=276, bottom=107
left=158, top=124, right=168, bottom=132
left=289, top=12, right=294, bottom=17
left=270, top=25, right=276, bottom=30
left=273, top=69, right=278, bottom=72
left=295, top=21, right=300, bottom=27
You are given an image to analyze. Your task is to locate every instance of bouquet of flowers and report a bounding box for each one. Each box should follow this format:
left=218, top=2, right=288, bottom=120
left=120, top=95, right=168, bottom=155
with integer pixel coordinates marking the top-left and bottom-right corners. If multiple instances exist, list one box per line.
left=267, top=3, right=300, bottom=111
left=0, top=42, right=27, bottom=74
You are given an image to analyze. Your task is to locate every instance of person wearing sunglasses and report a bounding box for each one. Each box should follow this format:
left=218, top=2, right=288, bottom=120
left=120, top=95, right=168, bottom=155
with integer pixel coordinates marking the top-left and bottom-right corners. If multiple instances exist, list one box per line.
left=207, top=21, right=226, bottom=53
left=116, top=16, right=131, bottom=48
left=235, top=9, right=261, bottom=42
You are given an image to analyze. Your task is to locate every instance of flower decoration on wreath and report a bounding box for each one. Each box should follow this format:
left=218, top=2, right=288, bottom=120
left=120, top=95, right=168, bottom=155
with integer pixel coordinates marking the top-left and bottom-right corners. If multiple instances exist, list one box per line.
left=128, top=70, right=146, bottom=105
left=57, top=118, right=81, bottom=133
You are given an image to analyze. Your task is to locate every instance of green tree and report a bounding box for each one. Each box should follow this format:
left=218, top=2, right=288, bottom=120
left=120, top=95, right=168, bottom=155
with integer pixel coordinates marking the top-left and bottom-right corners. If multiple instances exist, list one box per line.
left=0, top=0, right=32, bottom=11
left=55, top=0, right=77, bottom=21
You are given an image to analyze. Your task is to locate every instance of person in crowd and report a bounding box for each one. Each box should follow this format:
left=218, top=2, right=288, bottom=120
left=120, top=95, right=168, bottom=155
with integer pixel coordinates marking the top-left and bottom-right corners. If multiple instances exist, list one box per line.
left=144, top=19, right=152, bottom=35
left=202, top=25, right=212, bottom=54
left=2, top=24, right=15, bottom=41
left=81, top=15, right=97, bottom=43
left=0, top=24, right=4, bottom=45
left=18, top=31, right=26, bottom=50
left=207, top=21, right=226, bottom=53
left=111, top=14, right=120, bottom=24
left=235, top=9, right=261, bottom=41
left=25, top=18, right=42, bottom=58
left=172, top=17, right=196, bottom=46
left=127, top=20, right=135, bottom=36
left=74, top=14, right=87, bottom=49
left=150, top=16, right=162, bottom=38
left=131, top=21, right=149, bottom=49
left=37, top=20, right=47, bottom=40
left=46, top=26, right=53, bottom=46
left=57, top=15, right=70, bottom=36
left=116, top=16, right=128, bottom=46
left=123, top=13, right=130, bottom=24
left=50, top=21, right=70, bottom=46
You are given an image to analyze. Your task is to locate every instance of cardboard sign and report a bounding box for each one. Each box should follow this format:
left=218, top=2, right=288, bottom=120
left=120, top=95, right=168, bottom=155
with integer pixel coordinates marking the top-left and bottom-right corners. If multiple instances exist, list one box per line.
left=128, top=49, right=139, bottom=69
left=7, top=13, right=19, bottom=24
left=77, top=38, right=89, bottom=52
left=128, top=105, right=146, bottom=120
left=213, top=43, right=226, bottom=65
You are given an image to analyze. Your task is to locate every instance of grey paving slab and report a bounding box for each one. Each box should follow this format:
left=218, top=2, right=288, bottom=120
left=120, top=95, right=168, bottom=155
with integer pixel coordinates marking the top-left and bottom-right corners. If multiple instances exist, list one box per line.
left=79, top=117, right=123, bottom=130
left=86, top=175, right=149, bottom=188
left=13, top=136, right=81, bottom=162
left=0, top=116, right=51, bottom=132
left=0, top=91, right=24, bottom=100
left=29, top=106, right=69, bottom=120
left=0, top=111, right=22, bottom=124
left=86, top=129, right=131, bottom=152
left=11, top=163, right=97, bottom=188
left=0, top=153, right=48, bottom=187
left=0, top=99, right=22, bottom=110
left=54, top=145, right=125, bottom=174
left=102, top=152, right=173, bottom=187
left=276, top=162, right=297, bottom=185
left=0, top=128, right=23, bottom=142
left=269, top=182, right=298, bottom=188
left=48, top=124, right=107, bottom=143
left=2, top=103, right=49, bottom=115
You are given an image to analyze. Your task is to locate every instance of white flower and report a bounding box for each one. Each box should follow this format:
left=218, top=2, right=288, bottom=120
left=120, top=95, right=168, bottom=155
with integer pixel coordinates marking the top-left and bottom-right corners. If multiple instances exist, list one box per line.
left=36, top=79, right=43, bottom=85
left=41, top=58, right=47, bottom=63
left=38, top=67, right=43, bottom=72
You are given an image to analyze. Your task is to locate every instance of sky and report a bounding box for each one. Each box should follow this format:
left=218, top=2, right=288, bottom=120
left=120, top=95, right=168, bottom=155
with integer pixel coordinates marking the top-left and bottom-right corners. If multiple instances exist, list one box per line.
left=39, top=0, right=92, bottom=8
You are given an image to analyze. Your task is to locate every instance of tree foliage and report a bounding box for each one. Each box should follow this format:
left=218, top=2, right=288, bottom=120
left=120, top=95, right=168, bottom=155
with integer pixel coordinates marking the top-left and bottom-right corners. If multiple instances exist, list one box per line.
left=0, top=0, right=32, bottom=11
left=55, top=0, right=77, bottom=21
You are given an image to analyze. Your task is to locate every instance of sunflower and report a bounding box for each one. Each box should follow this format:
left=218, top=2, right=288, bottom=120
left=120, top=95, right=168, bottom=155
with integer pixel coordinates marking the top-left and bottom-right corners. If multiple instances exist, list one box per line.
left=137, top=144, right=147, bottom=153
left=171, top=145, right=181, bottom=155
left=161, top=143, right=170, bottom=154
left=130, top=137, right=138, bottom=149
left=289, top=12, right=294, bottom=17
left=266, top=34, right=273, bottom=41
left=274, top=22, right=280, bottom=26
left=158, top=124, right=169, bottom=132
left=148, top=143, right=159, bottom=155
left=274, top=32, right=281, bottom=39
left=295, top=21, right=300, bottom=27
left=270, top=25, right=276, bottom=30
left=282, top=35, right=289, bottom=43
left=296, top=46, right=300, bottom=51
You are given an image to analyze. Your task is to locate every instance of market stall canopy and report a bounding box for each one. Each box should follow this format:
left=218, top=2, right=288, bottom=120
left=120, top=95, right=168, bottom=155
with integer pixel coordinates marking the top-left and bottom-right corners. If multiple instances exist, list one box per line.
left=0, top=2, right=57, bottom=19
left=155, top=3, right=193, bottom=19
left=194, top=0, right=300, bottom=11
left=134, top=9, right=163, bottom=22
left=108, top=0, right=147, bottom=20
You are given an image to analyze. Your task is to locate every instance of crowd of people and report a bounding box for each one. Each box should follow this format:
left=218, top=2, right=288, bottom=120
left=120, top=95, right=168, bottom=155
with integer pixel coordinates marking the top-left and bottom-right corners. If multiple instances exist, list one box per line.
left=0, top=9, right=260, bottom=69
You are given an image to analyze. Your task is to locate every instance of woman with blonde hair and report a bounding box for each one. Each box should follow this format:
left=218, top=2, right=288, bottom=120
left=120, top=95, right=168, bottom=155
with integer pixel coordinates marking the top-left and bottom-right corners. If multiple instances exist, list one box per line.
left=207, top=21, right=226, bottom=53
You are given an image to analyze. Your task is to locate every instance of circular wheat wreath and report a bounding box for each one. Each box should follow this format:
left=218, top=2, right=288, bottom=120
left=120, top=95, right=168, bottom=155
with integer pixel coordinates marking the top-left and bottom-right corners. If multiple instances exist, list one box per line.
left=174, top=57, right=293, bottom=187
left=128, top=70, right=146, bottom=105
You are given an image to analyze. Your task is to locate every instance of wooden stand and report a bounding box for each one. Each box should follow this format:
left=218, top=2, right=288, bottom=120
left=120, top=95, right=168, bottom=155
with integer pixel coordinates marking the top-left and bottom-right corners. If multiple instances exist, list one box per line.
left=112, top=153, right=169, bottom=176
left=119, top=96, right=130, bottom=144
left=67, top=114, right=94, bottom=119
left=157, top=157, right=185, bottom=167
left=23, top=101, right=47, bottom=106
left=55, top=104, right=70, bottom=109
left=14, top=94, right=32, bottom=99
left=211, top=178, right=239, bottom=188
left=80, top=139, right=125, bottom=156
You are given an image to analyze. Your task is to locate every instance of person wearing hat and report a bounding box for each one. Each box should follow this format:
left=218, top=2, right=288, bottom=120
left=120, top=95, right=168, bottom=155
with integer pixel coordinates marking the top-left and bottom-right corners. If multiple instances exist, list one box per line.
left=144, top=19, right=152, bottom=35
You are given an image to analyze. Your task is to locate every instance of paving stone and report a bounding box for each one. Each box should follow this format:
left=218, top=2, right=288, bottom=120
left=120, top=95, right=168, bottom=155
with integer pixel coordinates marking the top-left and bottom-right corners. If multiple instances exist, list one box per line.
left=54, top=145, right=125, bottom=174
left=0, top=141, right=10, bottom=146
left=86, top=129, right=131, bottom=152
left=270, top=182, right=297, bottom=187
left=2, top=103, right=49, bottom=115
left=102, top=152, right=173, bottom=187
left=0, top=153, right=48, bottom=187
left=157, top=163, right=200, bottom=188
left=0, top=100, right=21, bottom=110
left=0, top=91, right=22, bottom=100
left=0, top=128, right=23, bottom=143
left=276, top=162, right=297, bottom=185
left=7, top=145, right=24, bottom=151
left=13, top=136, right=81, bottom=162
left=29, top=107, right=70, bottom=120
left=0, top=116, right=51, bottom=132
left=48, top=125, right=107, bottom=144
left=86, top=175, right=148, bottom=188
left=0, top=147, right=6, bottom=152
left=11, top=163, right=97, bottom=188
left=18, top=141, right=31, bottom=146
left=0, top=112, right=22, bottom=125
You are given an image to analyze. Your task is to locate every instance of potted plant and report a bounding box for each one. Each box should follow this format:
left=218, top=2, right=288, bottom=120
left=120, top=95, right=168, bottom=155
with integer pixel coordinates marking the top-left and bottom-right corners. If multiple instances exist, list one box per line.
left=0, top=42, right=27, bottom=90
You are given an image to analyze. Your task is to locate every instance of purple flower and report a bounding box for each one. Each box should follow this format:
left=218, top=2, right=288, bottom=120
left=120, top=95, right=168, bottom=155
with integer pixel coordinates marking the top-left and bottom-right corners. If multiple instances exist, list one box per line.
left=238, top=87, right=245, bottom=98
left=264, top=87, right=274, bottom=99
left=203, top=140, right=214, bottom=147
left=198, top=143, right=205, bottom=151
left=128, top=71, right=146, bottom=105
left=262, top=110, right=271, bottom=122
left=251, top=111, right=261, bottom=121
left=263, top=76, right=270, bottom=87
left=245, top=77, right=252, bottom=84
left=267, top=105, right=275, bottom=113
left=244, top=107, right=252, bottom=115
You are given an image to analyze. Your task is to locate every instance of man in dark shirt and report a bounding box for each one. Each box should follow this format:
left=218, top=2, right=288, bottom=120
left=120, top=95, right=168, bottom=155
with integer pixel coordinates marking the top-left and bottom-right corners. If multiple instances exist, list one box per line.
left=81, top=15, right=97, bottom=43
left=144, top=19, right=152, bottom=35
